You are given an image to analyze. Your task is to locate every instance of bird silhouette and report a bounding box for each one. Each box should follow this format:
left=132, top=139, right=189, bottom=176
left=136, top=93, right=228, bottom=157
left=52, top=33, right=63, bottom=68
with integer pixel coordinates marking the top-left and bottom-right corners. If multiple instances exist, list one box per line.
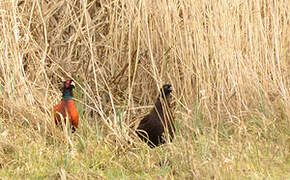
left=136, top=84, right=175, bottom=148
left=53, top=80, right=79, bottom=133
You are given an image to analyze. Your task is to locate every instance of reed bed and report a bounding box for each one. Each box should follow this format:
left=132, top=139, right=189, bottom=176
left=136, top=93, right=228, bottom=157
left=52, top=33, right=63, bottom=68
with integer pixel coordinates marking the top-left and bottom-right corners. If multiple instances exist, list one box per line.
left=0, top=0, right=289, bottom=179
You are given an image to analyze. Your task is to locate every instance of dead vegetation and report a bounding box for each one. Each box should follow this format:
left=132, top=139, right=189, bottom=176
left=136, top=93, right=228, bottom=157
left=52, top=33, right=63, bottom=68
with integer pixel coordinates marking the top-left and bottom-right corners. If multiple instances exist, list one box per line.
left=0, top=0, right=289, bottom=179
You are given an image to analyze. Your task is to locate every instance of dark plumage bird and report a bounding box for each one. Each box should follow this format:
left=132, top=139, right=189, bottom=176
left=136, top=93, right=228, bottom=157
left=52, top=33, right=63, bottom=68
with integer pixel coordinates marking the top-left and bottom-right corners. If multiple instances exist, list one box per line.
left=53, top=80, right=79, bottom=133
left=136, top=84, right=175, bottom=148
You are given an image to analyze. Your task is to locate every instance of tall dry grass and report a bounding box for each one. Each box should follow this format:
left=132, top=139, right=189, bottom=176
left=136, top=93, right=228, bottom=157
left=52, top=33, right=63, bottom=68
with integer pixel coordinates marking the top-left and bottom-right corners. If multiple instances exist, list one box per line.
left=0, top=0, right=289, bottom=179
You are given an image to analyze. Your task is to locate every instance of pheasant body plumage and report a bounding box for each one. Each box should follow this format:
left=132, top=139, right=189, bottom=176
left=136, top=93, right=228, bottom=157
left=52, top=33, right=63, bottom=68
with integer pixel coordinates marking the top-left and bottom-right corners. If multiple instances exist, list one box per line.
left=53, top=80, right=79, bottom=132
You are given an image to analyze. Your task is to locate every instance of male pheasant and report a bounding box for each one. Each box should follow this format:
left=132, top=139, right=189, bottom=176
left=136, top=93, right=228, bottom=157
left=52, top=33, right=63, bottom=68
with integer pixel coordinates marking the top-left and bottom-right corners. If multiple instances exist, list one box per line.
left=53, top=80, right=79, bottom=133
left=136, top=84, right=175, bottom=148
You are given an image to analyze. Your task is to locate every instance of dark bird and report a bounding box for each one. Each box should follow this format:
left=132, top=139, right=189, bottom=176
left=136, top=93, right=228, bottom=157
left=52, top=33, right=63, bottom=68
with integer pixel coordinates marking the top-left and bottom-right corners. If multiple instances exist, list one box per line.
left=136, top=84, right=175, bottom=148
left=53, top=80, right=79, bottom=133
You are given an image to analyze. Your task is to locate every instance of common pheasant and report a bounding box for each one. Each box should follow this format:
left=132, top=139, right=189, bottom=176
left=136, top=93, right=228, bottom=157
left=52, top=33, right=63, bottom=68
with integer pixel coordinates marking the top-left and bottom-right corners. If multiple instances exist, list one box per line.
left=136, top=84, right=175, bottom=148
left=53, top=80, right=79, bottom=133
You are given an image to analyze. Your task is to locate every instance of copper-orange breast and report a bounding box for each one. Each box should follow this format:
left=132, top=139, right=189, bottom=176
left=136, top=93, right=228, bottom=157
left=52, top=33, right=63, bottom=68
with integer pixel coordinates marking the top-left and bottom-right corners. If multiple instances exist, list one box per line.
left=53, top=100, right=79, bottom=128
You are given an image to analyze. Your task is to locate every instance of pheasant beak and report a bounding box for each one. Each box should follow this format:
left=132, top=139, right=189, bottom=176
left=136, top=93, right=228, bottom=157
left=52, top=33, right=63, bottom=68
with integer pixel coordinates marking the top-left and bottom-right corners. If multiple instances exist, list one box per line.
left=70, top=81, right=75, bottom=87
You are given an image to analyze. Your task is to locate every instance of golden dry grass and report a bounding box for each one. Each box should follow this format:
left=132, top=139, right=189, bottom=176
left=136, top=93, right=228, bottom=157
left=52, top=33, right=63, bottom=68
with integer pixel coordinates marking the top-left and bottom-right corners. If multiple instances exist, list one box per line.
left=0, top=0, right=289, bottom=179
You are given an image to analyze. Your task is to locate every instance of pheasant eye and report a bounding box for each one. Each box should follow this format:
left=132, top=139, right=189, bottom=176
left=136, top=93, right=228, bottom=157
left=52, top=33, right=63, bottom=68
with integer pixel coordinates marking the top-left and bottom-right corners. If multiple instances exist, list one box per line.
left=64, top=80, right=72, bottom=88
